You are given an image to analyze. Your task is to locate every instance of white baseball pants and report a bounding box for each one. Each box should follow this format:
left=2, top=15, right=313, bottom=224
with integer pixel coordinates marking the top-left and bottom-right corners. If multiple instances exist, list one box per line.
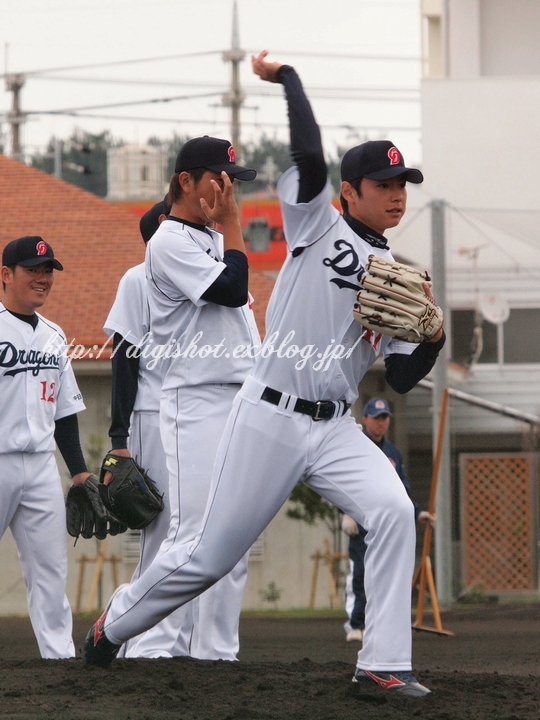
left=105, top=376, right=416, bottom=671
left=125, top=383, right=248, bottom=660
left=119, top=411, right=190, bottom=658
left=0, top=452, right=74, bottom=658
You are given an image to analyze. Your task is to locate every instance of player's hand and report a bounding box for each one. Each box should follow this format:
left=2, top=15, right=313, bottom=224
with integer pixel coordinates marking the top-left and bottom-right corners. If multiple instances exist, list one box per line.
left=342, top=514, right=360, bottom=536
left=418, top=511, right=436, bottom=528
left=423, top=282, right=444, bottom=343
left=72, top=471, right=92, bottom=487
left=251, top=50, right=283, bottom=83
left=199, top=171, right=241, bottom=228
left=103, top=448, right=132, bottom=486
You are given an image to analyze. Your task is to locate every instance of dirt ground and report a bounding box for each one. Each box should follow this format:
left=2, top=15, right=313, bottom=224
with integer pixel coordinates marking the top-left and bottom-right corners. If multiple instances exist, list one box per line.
left=0, top=603, right=539, bottom=719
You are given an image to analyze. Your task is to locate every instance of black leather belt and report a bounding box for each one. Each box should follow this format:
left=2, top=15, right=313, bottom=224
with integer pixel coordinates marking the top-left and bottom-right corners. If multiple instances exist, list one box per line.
left=261, top=386, right=350, bottom=421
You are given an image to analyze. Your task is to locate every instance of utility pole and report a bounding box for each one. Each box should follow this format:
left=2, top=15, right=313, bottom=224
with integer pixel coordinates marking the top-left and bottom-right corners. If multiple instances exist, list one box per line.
left=222, top=0, right=245, bottom=158
left=5, top=73, right=26, bottom=161
left=53, top=136, right=62, bottom=178
left=431, top=199, right=453, bottom=605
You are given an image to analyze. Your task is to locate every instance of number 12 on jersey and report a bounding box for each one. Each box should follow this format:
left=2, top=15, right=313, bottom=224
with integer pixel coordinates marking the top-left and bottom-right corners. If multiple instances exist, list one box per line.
left=40, top=381, right=56, bottom=403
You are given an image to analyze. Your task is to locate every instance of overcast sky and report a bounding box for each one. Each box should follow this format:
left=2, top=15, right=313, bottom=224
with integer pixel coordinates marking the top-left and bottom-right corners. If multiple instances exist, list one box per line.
left=1, top=0, right=422, bottom=165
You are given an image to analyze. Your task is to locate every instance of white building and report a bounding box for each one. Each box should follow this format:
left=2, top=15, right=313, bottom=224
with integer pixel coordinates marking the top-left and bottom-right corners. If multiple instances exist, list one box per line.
left=384, top=0, right=540, bottom=597
left=107, top=144, right=167, bottom=201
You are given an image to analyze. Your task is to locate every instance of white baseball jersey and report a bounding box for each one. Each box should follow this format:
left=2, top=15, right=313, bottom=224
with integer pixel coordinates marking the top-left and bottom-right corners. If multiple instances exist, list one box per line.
left=104, top=263, right=178, bottom=656
left=104, top=263, right=162, bottom=413
left=145, top=219, right=260, bottom=390
left=0, top=305, right=84, bottom=659
left=254, top=167, right=416, bottom=402
left=104, top=241, right=257, bottom=660
left=0, top=304, right=85, bottom=452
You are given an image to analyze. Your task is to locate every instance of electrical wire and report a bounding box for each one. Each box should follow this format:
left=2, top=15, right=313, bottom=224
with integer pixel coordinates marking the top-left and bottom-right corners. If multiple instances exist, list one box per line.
left=0, top=48, right=420, bottom=80
left=26, top=91, right=223, bottom=115
left=448, top=204, right=540, bottom=281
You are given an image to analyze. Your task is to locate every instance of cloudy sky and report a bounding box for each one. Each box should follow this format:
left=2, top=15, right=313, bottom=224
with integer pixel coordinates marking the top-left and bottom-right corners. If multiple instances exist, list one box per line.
left=1, top=0, right=422, bottom=164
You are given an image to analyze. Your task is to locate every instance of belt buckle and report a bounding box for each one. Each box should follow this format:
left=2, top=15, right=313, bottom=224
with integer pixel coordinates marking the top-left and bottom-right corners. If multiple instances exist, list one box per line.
left=313, top=401, right=334, bottom=421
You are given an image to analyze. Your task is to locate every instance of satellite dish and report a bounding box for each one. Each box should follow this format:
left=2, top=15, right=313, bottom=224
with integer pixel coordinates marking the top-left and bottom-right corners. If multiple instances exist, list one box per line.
left=479, top=292, right=510, bottom=324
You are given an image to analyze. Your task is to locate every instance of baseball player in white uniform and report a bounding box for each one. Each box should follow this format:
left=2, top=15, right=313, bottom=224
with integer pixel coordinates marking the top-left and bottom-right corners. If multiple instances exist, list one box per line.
left=102, top=139, right=260, bottom=661
left=86, top=54, right=445, bottom=697
left=103, top=200, right=188, bottom=658
left=0, top=236, right=90, bottom=659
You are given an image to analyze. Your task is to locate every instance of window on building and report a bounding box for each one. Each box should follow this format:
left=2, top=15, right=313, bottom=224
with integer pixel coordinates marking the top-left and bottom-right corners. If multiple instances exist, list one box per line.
left=141, top=166, right=149, bottom=182
left=451, top=308, right=540, bottom=365
left=451, top=310, right=497, bottom=366
left=504, top=310, right=540, bottom=364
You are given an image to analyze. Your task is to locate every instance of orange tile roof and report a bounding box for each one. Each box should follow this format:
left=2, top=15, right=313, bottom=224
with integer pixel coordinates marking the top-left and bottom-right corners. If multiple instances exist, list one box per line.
left=0, top=155, right=276, bottom=358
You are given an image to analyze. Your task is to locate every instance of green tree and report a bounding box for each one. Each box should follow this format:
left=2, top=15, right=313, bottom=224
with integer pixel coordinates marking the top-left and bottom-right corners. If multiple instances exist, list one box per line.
left=148, top=131, right=190, bottom=180
left=242, top=134, right=343, bottom=197
left=241, top=134, right=292, bottom=192
left=287, top=483, right=342, bottom=554
left=28, top=129, right=345, bottom=199
left=30, top=128, right=123, bottom=197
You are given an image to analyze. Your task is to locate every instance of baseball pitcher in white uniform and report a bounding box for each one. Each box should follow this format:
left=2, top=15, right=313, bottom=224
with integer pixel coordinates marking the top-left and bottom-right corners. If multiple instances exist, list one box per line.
left=102, top=139, right=260, bottom=661
left=86, top=54, right=445, bottom=697
left=0, top=236, right=91, bottom=658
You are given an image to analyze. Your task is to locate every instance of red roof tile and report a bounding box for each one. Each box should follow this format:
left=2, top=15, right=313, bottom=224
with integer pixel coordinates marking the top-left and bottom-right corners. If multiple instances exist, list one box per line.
left=0, top=155, right=276, bottom=357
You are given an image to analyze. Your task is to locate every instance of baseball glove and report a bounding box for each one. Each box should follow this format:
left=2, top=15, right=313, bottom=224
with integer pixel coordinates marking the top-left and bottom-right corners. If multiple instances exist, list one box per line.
left=66, top=473, right=127, bottom=541
left=98, top=453, right=164, bottom=530
left=353, top=255, right=443, bottom=343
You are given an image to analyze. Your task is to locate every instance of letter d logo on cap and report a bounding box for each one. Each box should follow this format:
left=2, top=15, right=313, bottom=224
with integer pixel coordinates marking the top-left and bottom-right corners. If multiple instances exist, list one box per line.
left=388, top=147, right=401, bottom=165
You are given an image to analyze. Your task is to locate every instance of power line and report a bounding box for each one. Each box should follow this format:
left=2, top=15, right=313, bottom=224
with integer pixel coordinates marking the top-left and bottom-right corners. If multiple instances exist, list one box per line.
left=451, top=207, right=540, bottom=214
left=0, top=50, right=222, bottom=79
left=448, top=205, right=540, bottom=279
left=245, top=49, right=420, bottom=63
left=2, top=8, right=422, bottom=158
left=18, top=112, right=419, bottom=133
left=26, top=91, right=224, bottom=115
left=21, top=90, right=419, bottom=118
left=451, top=205, right=540, bottom=250
left=30, top=75, right=420, bottom=95
left=0, top=48, right=420, bottom=80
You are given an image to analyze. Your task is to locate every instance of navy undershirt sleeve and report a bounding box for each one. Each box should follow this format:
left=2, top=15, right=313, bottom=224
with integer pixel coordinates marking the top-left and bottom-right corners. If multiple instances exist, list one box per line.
left=277, top=65, right=327, bottom=204
left=201, top=249, right=248, bottom=307
left=54, top=414, right=88, bottom=477
left=384, top=331, right=446, bottom=394
left=108, top=333, right=140, bottom=450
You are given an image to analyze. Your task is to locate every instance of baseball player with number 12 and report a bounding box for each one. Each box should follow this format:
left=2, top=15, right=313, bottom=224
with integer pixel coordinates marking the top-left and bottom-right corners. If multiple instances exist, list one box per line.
left=0, top=236, right=90, bottom=658
left=86, top=52, right=445, bottom=696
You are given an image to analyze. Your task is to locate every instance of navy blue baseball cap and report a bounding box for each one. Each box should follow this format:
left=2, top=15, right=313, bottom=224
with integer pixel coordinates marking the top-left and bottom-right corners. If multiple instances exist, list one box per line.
left=362, top=398, right=392, bottom=418
left=174, top=136, right=257, bottom=181
left=139, top=198, right=171, bottom=244
left=2, top=236, right=63, bottom=270
left=341, top=140, right=423, bottom=184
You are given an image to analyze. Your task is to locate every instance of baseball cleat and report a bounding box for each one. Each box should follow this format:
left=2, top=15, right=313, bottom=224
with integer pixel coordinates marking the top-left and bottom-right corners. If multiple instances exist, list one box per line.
left=346, top=628, right=364, bottom=642
left=352, top=669, right=431, bottom=697
left=84, top=584, right=127, bottom=668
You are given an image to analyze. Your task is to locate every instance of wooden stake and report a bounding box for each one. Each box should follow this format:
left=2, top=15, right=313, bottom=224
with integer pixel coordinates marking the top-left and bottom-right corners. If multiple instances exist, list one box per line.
left=86, top=540, right=107, bottom=612
left=412, top=387, right=454, bottom=636
left=75, top=554, right=88, bottom=613
left=309, top=550, right=321, bottom=609
left=309, top=542, right=348, bottom=609
left=74, top=541, right=123, bottom=613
